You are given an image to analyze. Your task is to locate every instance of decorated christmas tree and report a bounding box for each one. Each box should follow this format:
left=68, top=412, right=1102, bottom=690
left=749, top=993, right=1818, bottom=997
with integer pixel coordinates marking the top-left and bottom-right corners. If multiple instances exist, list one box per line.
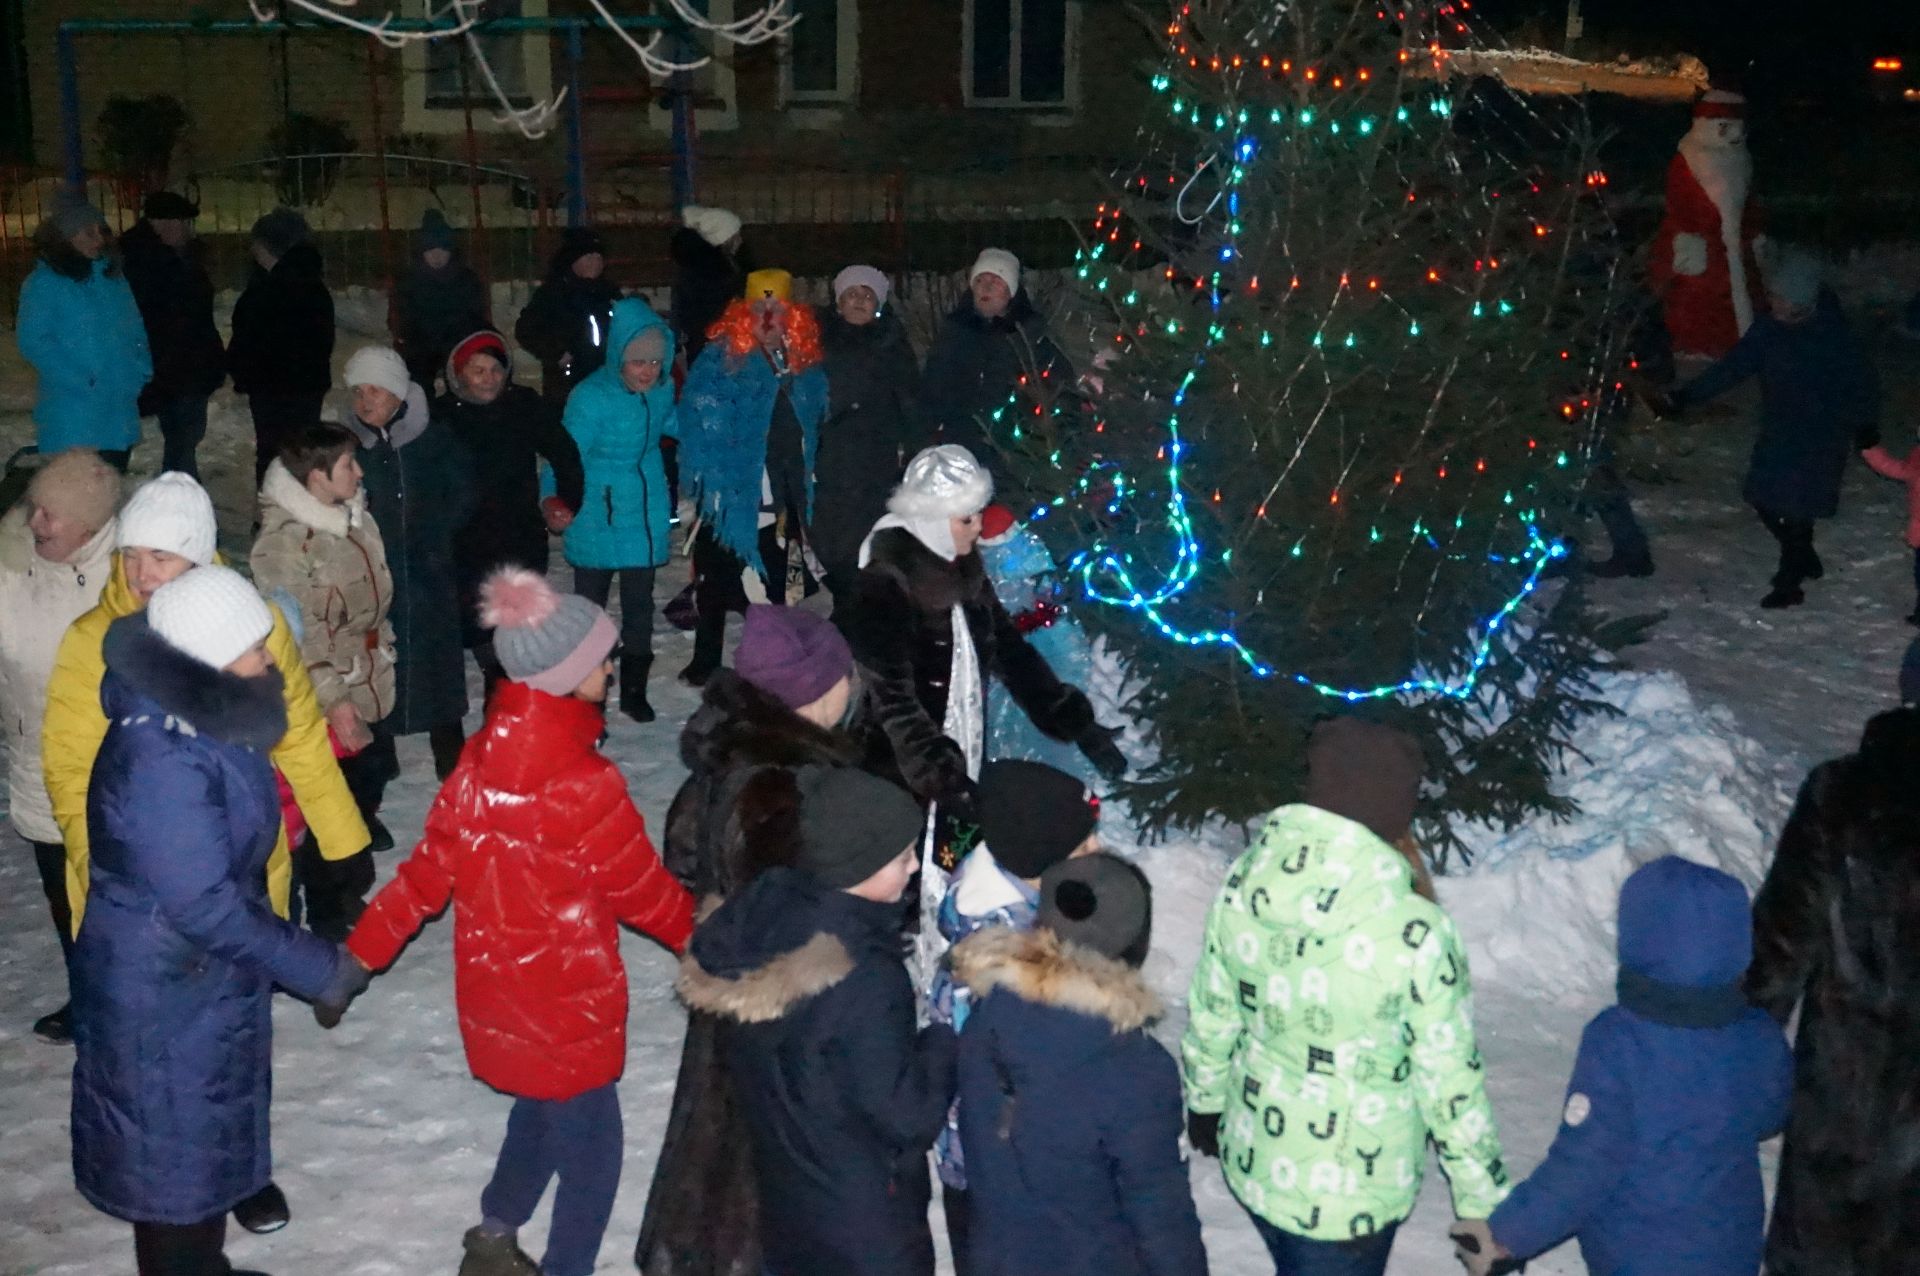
left=1004, top=0, right=1645, bottom=858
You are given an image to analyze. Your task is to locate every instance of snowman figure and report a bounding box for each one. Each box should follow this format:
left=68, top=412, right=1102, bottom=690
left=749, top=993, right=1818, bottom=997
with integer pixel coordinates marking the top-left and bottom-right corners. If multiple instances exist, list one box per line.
left=1650, top=89, right=1767, bottom=362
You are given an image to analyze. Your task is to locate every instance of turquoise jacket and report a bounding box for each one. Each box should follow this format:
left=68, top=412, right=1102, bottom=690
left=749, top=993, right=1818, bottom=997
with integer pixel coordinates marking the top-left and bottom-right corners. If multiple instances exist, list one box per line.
left=17, top=257, right=151, bottom=453
left=561, top=298, right=679, bottom=570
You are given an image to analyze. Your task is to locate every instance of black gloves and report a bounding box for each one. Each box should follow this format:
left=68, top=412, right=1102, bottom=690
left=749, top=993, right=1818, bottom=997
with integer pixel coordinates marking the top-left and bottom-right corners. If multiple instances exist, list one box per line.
left=1078, top=723, right=1128, bottom=780
left=313, top=947, right=373, bottom=1030
left=1186, top=1110, right=1221, bottom=1159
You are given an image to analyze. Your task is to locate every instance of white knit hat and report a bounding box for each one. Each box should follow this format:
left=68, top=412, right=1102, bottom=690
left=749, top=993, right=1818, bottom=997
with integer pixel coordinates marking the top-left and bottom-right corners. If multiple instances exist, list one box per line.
left=969, top=247, right=1021, bottom=296
left=117, top=472, right=217, bottom=565
left=683, top=204, right=743, bottom=248
left=148, top=566, right=274, bottom=670
left=343, top=345, right=411, bottom=399
left=833, top=264, right=891, bottom=307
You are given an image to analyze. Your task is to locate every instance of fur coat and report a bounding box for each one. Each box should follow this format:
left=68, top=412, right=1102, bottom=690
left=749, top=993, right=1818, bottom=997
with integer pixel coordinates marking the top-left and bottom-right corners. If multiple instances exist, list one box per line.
left=1746, top=707, right=1920, bottom=1276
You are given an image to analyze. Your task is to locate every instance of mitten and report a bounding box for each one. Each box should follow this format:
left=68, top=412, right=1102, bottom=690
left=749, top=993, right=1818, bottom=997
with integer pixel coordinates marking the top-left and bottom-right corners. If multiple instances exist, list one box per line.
left=541, top=496, right=575, bottom=534
left=313, top=948, right=373, bottom=1030
left=1185, top=1110, right=1221, bottom=1159
left=1078, top=723, right=1128, bottom=779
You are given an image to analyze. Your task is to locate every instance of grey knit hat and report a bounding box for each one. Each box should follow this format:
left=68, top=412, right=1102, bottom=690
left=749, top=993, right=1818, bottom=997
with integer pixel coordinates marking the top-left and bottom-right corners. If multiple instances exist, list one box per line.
left=479, top=567, right=618, bottom=696
left=51, top=189, right=107, bottom=240
left=795, top=766, right=924, bottom=890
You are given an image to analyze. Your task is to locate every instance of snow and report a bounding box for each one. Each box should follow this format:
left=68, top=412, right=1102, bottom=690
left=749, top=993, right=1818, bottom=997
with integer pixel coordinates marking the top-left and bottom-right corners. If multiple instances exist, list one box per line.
left=3, top=287, right=1917, bottom=1273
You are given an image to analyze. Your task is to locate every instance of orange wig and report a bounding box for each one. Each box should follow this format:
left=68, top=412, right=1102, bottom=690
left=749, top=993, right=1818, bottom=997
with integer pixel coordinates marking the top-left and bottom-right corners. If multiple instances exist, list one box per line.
left=705, top=297, right=825, bottom=373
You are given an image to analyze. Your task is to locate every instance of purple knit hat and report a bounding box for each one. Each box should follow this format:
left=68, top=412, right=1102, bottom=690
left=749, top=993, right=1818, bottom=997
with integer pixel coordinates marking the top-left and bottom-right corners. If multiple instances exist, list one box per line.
left=733, top=605, right=851, bottom=709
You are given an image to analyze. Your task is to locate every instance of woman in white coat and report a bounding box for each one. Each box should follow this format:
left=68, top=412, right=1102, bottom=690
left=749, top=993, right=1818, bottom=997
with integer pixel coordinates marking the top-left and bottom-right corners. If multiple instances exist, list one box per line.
left=0, top=449, right=121, bottom=1042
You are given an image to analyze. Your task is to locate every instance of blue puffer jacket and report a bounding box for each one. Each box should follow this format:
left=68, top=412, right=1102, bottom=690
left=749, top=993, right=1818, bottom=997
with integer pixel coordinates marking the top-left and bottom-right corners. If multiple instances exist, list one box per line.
left=680, top=338, right=828, bottom=574
left=70, top=613, right=342, bottom=1224
left=562, top=298, right=679, bottom=570
left=16, top=254, right=152, bottom=453
left=1490, top=856, right=1793, bottom=1276
left=950, top=927, right=1208, bottom=1276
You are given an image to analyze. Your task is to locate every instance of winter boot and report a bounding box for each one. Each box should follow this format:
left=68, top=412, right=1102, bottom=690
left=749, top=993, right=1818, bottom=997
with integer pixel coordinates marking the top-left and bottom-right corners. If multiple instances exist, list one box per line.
left=31, top=1003, right=71, bottom=1045
left=1760, top=585, right=1805, bottom=610
left=1586, top=553, right=1655, bottom=579
left=233, top=1182, right=289, bottom=1234
left=619, top=654, right=655, bottom=724
left=363, top=815, right=395, bottom=855
left=458, top=1226, right=539, bottom=1276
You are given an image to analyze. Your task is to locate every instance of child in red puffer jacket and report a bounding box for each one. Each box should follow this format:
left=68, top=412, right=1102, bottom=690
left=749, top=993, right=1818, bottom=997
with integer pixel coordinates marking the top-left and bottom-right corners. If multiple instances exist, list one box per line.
left=339, top=567, right=694, bottom=1276
left=1864, top=440, right=1920, bottom=624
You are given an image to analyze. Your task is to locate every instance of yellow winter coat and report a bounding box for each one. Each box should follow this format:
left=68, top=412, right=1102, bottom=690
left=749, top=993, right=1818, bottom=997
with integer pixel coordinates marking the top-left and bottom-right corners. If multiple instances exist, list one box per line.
left=43, top=551, right=371, bottom=931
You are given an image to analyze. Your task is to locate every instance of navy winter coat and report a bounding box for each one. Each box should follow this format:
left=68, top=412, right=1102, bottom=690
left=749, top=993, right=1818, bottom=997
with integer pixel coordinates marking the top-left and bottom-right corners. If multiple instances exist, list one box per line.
left=1490, top=856, right=1793, bottom=1276
left=70, top=613, right=341, bottom=1224
left=1674, top=292, right=1880, bottom=521
left=679, top=867, right=957, bottom=1276
left=919, top=291, right=1072, bottom=489
left=949, top=927, right=1208, bottom=1276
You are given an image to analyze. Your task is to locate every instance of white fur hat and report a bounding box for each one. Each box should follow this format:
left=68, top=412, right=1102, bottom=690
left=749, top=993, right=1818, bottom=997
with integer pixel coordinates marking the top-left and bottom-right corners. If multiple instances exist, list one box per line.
left=117, top=472, right=216, bottom=565
left=343, top=345, right=411, bottom=399
left=969, top=247, right=1021, bottom=296
left=889, top=445, right=993, bottom=521
left=683, top=205, right=743, bottom=248
left=148, top=565, right=274, bottom=670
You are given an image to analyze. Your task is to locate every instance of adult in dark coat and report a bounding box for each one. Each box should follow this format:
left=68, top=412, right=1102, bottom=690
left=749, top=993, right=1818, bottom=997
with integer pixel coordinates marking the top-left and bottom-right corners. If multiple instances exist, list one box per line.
left=229, top=209, right=335, bottom=485
left=119, top=192, right=225, bottom=478
left=1667, top=254, right=1881, bottom=609
left=515, top=226, right=620, bottom=405
left=434, top=330, right=583, bottom=658
left=342, top=347, right=475, bottom=777
left=1746, top=707, right=1920, bottom=1276
left=670, top=205, right=752, bottom=365
left=814, top=265, right=921, bottom=607
left=392, top=208, right=490, bottom=393
left=920, top=248, right=1075, bottom=495
left=70, top=573, right=355, bottom=1275
left=636, top=607, right=860, bottom=1276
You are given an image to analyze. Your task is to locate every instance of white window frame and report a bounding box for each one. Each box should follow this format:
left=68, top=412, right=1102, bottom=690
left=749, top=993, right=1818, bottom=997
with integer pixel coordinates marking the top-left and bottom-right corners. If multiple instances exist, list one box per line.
left=400, top=0, right=555, bottom=135
left=649, top=0, right=739, bottom=132
left=777, top=0, right=860, bottom=106
left=960, top=0, right=1081, bottom=111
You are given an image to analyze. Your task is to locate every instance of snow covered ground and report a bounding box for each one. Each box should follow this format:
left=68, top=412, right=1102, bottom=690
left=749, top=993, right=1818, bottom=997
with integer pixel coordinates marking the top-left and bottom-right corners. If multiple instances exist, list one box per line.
left=2, top=296, right=1917, bottom=1274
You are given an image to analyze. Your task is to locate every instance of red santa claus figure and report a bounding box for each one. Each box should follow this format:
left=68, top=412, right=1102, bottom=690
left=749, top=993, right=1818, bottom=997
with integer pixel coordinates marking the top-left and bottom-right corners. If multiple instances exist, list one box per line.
left=1651, top=90, right=1766, bottom=362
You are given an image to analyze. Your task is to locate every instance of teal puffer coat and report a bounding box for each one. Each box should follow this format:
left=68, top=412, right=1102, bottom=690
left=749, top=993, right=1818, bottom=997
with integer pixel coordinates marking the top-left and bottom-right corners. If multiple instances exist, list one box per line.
left=562, top=298, right=679, bottom=570
left=17, top=255, right=151, bottom=454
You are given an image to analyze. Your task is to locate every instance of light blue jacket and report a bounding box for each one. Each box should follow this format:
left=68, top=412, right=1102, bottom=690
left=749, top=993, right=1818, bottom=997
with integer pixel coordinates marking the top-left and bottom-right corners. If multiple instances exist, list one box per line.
left=562, top=298, right=679, bottom=570
left=17, top=257, right=151, bottom=453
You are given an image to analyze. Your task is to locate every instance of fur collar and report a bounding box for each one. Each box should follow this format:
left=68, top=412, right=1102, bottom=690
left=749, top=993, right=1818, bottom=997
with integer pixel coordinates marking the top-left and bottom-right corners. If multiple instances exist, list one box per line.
left=101, top=613, right=289, bottom=750
left=863, top=525, right=991, bottom=614
left=950, top=927, right=1160, bottom=1033
left=260, top=458, right=367, bottom=538
left=676, top=932, right=854, bottom=1023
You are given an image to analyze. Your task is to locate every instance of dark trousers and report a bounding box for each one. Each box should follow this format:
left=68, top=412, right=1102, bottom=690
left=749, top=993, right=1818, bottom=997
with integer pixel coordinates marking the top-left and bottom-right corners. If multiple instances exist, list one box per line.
left=248, top=391, right=327, bottom=484
left=429, top=722, right=467, bottom=780
left=339, top=722, right=400, bottom=823
left=155, top=394, right=211, bottom=479
left=1586, top=461, right=1651, bottom=565
left=132, top=1215, right=227, bottom=1276
left=1755, top=506, right=1821, bottom=590
left=290, top=836, right=374, bottom=942
left=1910, top=546, right=1920, bottom=610
left=480, top=1082, right=623, bottom=1276
left=689, top=524, right=784, bottom=676
left=573, top=566, right=656, bottom=659
left=31, top=838, right=74, bottom=1000
left=1246, top=1211, right=1399, bottom=1276
left=943, top=1184, right=974, bottom=1276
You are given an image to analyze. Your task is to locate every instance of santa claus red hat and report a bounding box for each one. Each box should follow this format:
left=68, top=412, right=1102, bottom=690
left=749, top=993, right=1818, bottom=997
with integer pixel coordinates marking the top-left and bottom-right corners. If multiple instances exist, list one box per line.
left=1692, top=90, right=1745, bottom=121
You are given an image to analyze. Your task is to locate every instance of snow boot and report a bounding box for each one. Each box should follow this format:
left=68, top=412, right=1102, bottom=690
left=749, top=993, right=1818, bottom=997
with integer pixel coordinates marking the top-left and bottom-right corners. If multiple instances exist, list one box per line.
left=364, top=815, right=395, bottom=855
left=1760, top=585, right=1805, bottom=610
left=1587, top=553, right=1655, bottom=579
left=458, top=1226, right=538, bottom=1276
left=31, top=1003, right=71, bottom=1044
left=619, top=654, right=655, bottom=724
left=233, top=1182, right=289, bottom=1234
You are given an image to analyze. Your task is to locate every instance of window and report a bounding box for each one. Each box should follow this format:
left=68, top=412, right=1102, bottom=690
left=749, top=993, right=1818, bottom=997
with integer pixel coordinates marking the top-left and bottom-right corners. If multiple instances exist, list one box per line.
left=779, top=0, right=859, bottom=105
left=963, top=0, right=1078, bottom=108
left=402, top=0, right=553, bottom=133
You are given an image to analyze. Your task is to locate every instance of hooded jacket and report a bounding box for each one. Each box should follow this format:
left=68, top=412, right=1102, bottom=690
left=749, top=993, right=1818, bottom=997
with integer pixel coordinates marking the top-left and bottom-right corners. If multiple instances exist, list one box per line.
left=348, top=680, right=695, bottom=1100
left=514, top=239, right=620, bottom=395
left=952, top=927, right=1208, bottom=1276
left=561, top=299, right=680, bottom=570
left=1746, top=708, right=1920, bottom=1276
left=0, top=508, right=116, bottom=843
left=119, top=219, right=226, bottom=409
left=434, top=333, right=584, bottom=621
left=228, top=243, right=335, bottom=398
left=919, top=290, right=1072, bottom=488
left=250, top=459, right=396, bottom=724
left=1490, top=856, right=1792, bottom=1275
left=679, top=867, right=957, bottom=1276
left=1181, top=803, right=1509, bottom=1241
left=345, top=384, right=476, bottom=734
left=44, top=552, right=369, bottom=930
left=16, top=251, right=152, bottom=453
left=71, top=613, right=342, bottom=1224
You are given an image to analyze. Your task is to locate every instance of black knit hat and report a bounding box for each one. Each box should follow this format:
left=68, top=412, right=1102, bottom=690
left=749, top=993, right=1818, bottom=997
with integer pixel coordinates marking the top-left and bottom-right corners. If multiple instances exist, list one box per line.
left=978, top=759, right=1100, bottom=879
left=795, top=766, right=924, bottom=890
left=1037, top=852, right=1152, bottom=967
left=142, top=190, right=199, bottom=220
